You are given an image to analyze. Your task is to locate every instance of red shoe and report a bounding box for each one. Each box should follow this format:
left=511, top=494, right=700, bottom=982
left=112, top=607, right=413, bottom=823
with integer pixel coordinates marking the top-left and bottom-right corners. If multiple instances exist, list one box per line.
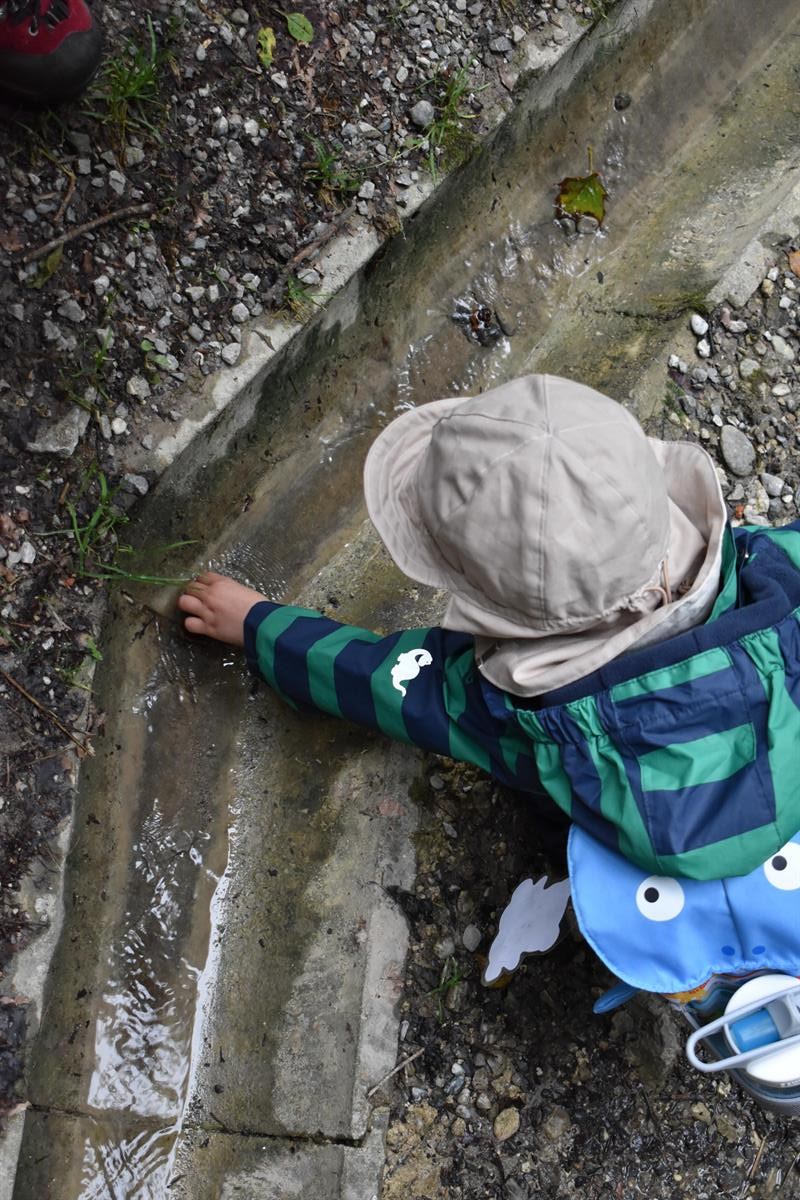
left=0, top=0, right=103, bottom=105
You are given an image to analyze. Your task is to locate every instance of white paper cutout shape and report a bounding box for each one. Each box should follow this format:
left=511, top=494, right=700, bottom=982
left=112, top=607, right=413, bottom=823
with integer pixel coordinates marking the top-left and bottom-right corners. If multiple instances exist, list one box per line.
left=484, top=876, right=571, bottom=983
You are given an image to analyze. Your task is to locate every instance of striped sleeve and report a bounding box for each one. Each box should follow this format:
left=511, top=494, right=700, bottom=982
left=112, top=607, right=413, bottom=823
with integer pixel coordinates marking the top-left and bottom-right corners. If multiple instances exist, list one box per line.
left=243, top=601, right=539, bottom=789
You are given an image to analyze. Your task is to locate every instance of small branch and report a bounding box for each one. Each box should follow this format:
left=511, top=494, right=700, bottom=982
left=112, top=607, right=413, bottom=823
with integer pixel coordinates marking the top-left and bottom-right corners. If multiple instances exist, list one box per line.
left=54, top=172, right=77, bottom=225
left=0, top=667, right=94, bottom=757
left=21, top=202, right=154, bottom=265
left=366, top=1047, right=425, bottom=1098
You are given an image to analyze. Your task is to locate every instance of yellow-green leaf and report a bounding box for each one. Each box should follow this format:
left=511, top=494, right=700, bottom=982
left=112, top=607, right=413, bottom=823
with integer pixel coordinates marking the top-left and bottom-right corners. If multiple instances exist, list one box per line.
left=256, top=26, right=276, bottom=69
left=286, top=12, right=313, bottom=42
left=555, top=171, right=607, bottom=223
left=30, top=243, right=64, bottom=290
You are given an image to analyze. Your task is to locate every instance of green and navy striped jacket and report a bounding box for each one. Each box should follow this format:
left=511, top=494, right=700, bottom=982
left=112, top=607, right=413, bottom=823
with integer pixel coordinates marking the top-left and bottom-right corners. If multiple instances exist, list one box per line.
left=245, top=523, right=800, bottom=882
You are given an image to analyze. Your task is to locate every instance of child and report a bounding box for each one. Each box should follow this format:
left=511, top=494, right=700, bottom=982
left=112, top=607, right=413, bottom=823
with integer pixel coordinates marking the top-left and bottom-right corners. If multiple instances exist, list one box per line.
left=179, top=373, right=800, bottom=884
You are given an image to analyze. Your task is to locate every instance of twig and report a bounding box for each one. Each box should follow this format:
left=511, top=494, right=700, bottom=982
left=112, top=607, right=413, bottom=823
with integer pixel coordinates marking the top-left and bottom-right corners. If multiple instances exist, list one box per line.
left=366, top=1047, right=425, bottom=1097
left=54, top=172, right=77, bottom=225
left=0, top=667, right=94, bottom=757
left=749, top=1133, right=768, bottom=1179
left=21, top=202, right=154, bottom=265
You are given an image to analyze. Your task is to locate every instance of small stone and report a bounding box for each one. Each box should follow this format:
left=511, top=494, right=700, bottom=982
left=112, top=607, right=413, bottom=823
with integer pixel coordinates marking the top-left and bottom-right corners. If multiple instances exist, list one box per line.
left=188, top=323, right=204, bottom=343
left=410, top=100, right=435, bottom=129
left=108, top=170, right=126, bottom=196
left=272, top=71, right=288, bottom=90
left=195, top=43, right=207, bottom=62
left=99, top=414, right=112, bottom=439
left=462, top=924, right=482, bottom=951
left=213, top=114, right=229, bottom=137
left=719, top=425, right=755, bottom=477
left=434, top=936, right=455, bottom=960
left=576, top=215, right=598, bottom=234
left=10, top=303, right=24, bottom=321
left=489, top=35, right=512, bottom=53
left=186, top=285, right=205, bottom=302
left=358, top=180, right=376, bottom=200
left=126, top=375, right=151, bottom=400
left=231, top=6, right=249, bottom=24
left=761, top=278, right=775, bottom=297
left=231, top=302, right=249, bottom=323
left=221, top=342, right=241, bottom=365
left=690, top=313, right=709, bottom=336
left=760, top=472, right=785, bottom=498
left=772, top=334, right=796, bottom=362
left=396, top=65, right=409, bottom=84
left=25, top=407, right=90, bottom=458
left=19, top=541, right=36, bottom=566
left=124, top=145, right=145, bottom=167
left=451, top=1117, right=466, bottom=1138
left=541, top=1106, right=572, bottom=1141
left=739, top=357, right=760, bottom=380
left=493, top=1108, right=520, bottom=1142
left=429, top=773, right=446, bottom=790
left=93, top=273, right=111, bottom=297
left=614, top=92, right=632, bottom=110
left=43, top=319, right=61, bottom=343
left=57, top=299, right=85, bottom=324
left=243, top=117, right=259, bottom=138
left=696, top=337, right=711, bottom=358
left=772, top=382, right=792, bottom=397
left=123, top=473, right=149, bottom=497
left=668, top=353, right=681, bottom=369
left=111, top=417, right=128, bottom=436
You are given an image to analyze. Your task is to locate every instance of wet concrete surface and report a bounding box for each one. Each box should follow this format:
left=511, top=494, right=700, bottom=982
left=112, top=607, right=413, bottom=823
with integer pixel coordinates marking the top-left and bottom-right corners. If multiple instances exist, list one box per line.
left=11, top=0, right=800, bottom=1194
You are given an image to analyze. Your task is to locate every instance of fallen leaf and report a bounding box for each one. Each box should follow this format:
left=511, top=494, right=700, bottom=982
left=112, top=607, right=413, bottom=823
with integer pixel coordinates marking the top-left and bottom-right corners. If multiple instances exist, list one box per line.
left=0, top=227, right=25, bottom=253
left=286, top=12, right=314, bottom=43
left=256, top=25, right=276, bottom=69
left=789, top=249, right=800, bottom=279
left=29, top=243, right=63, bottom=290
left=556, top=171, right=607, bottom=223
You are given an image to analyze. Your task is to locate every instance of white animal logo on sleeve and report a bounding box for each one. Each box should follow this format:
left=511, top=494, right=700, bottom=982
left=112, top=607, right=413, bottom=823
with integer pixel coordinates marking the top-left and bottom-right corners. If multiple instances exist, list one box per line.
left=391, top=648, right=433, bottom=696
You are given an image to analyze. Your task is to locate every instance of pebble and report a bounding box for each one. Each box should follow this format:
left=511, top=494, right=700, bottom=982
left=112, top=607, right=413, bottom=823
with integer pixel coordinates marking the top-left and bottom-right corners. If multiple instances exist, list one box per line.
left=126, top=375, right=151, bottom=400
left=358, top=180, right=376, bottom=200
left=489, top=35, right=513, bottom=52
left=122, top=473, right=149, bottom=497
left=771, top=334, right=796, bottom=362
left=462, top=924, right=482, bottom=951
left=111, top=417, right=128, bottom=436
left=738, top=357, right=760, bottom=380
left=576, top=215, right=598, bottom=234
left=410, top=100, right=435, bottom=129
left=221, top=342, right=241, bottom=365
left=434, top=936, right=456, bottom=959
left=719, top=425, right=755, bottom=476
left=231, top=302, right=249, bottom=323
left=25, top=408, right=90, bottom=458
left=493, top=1107, right=520, bottom=1142
left=57, top=299, right=85, bottom=324
left=696, top=337, right=711, bottom=358
left=760, top=472, right=785, bottom=498
left=690, top=313, right=709, bottom=336
left=108, top=170, right=126, bottom=195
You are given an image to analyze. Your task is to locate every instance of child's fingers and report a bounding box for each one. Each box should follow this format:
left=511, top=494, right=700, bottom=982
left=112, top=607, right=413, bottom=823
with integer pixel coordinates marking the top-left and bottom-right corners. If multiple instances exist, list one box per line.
left=183, top=616, right=208, bottom=636
left=178, top=593, right=205, bottom=616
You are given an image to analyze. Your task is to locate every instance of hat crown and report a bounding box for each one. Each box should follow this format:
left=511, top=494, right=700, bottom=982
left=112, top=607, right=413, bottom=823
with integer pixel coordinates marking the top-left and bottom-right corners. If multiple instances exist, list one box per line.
left=415, top=375, right=670, bottom=627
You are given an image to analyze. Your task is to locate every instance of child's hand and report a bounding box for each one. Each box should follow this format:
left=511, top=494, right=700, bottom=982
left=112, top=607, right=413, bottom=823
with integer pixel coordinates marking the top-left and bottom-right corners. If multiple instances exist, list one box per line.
left=178, top=572, right=268, bottom=647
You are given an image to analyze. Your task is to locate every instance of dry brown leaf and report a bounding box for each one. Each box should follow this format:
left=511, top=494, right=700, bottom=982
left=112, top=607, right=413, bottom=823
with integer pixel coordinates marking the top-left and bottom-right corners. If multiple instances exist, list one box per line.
left=788, top=249, right=800, bottom=279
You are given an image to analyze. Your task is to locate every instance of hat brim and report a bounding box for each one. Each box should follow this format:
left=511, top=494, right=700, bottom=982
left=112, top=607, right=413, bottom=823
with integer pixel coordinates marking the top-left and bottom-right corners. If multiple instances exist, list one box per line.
left=363, top=395, right=468, bottom=591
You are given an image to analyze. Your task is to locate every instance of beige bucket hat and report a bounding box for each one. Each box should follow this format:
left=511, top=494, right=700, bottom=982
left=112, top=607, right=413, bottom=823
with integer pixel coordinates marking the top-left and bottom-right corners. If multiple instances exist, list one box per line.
left=364, top=374, right=726, bottom=695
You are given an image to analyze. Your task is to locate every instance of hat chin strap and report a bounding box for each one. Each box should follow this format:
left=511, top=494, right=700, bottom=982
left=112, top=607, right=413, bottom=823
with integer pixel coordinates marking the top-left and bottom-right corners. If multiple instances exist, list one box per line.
left=628, top=556, right=673, bottom=613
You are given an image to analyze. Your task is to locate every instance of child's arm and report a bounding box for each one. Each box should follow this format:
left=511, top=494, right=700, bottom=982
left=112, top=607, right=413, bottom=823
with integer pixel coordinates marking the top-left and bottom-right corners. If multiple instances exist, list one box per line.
left=243, top=598, right=539, bottom=792
left=178, top=574, right=538, bottom=790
